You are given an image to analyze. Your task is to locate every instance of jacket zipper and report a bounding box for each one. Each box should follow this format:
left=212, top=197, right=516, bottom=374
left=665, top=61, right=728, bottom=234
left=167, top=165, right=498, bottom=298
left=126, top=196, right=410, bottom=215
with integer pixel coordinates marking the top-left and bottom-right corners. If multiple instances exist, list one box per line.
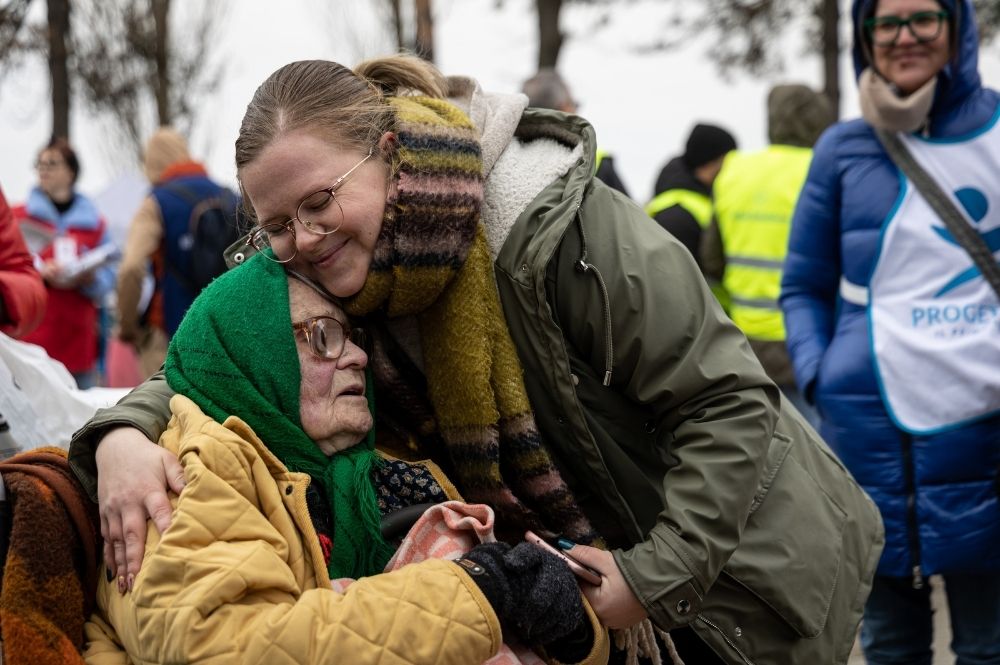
left=573, top=206, right=614, bottom=386
left=696, top=616, right=755, bottom=665
left=900, top=431, right=924, bottom=589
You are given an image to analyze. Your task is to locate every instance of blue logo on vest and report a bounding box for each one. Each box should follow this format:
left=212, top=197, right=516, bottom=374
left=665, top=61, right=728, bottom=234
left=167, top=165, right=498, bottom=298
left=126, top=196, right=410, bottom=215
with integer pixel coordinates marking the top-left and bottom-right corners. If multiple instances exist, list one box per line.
left=931, top=187, right=1000, bottom=297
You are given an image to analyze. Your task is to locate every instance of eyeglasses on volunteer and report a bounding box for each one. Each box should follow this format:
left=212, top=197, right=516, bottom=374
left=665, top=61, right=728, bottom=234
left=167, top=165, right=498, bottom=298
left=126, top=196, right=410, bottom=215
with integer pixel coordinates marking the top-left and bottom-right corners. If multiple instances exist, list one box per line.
left=864, top=10, right=949, bottom=47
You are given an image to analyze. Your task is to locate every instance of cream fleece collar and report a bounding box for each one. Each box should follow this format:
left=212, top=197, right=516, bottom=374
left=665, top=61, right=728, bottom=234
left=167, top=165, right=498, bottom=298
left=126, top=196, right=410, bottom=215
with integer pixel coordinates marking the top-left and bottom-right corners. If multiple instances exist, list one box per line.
left=445, top=76, right=582, bottom=258
left=859, top=67, right=938, bottom=133
left=445, top=76, right=527, bottom=178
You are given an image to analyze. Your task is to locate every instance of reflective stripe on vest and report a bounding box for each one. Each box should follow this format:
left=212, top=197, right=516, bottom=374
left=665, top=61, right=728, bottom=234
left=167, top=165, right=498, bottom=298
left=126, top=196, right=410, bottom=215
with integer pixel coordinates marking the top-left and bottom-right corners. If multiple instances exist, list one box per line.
left=713, top=145, right=813, bottom=341
left=644, top=189, right=713, bottom=228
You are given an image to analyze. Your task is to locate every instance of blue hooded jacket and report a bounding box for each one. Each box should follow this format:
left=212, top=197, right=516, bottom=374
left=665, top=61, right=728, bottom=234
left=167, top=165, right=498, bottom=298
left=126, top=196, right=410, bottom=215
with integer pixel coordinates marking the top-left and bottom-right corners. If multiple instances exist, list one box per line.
left=780, top=0, right=1000, bottom=578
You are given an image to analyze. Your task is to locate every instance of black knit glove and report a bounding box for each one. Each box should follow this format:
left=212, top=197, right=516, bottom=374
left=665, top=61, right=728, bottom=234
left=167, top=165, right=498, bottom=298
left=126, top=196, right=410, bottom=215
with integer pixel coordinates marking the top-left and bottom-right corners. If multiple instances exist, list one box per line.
left=460, top=541, right=588, bottom=648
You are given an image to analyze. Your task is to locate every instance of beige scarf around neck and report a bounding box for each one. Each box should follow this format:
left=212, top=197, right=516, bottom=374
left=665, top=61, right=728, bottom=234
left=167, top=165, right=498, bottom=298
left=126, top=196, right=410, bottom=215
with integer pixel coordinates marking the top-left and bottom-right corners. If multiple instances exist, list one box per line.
left=859, top=67, right=938, bottom=133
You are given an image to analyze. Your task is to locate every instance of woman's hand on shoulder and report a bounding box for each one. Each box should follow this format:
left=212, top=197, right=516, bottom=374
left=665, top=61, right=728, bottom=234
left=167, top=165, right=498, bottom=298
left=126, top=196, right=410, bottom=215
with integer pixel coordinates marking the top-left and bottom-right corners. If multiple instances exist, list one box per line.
left=95, top=426, right=186, bottom=591
left=568, top=545, right=649, bottom=630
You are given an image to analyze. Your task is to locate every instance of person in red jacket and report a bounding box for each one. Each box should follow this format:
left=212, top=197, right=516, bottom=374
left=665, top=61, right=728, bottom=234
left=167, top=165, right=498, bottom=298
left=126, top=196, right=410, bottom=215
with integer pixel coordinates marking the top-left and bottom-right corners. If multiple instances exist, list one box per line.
left=14, top=138, right=117, bottom=388
left=0, top=183, right=46, bottom=339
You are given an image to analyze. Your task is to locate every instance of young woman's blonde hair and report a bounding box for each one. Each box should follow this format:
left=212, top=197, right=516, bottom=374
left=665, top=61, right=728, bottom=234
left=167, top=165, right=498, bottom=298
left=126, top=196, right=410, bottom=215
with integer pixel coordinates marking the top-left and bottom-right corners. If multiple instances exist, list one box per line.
left=234, top=55, right=447, bottom=223
left=235, top=54, right=447, bottom=172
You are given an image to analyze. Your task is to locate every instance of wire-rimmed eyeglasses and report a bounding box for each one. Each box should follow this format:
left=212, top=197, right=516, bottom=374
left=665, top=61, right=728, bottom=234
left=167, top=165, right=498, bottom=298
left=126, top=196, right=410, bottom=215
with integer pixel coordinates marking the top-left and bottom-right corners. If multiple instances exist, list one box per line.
left=247, top=148, right=374, bottom=264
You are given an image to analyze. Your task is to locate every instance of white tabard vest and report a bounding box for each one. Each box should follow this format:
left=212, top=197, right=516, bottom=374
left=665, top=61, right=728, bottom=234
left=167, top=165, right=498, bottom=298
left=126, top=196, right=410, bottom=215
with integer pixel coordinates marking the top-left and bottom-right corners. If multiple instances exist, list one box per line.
left=867, top=123, right=1000, bottom=434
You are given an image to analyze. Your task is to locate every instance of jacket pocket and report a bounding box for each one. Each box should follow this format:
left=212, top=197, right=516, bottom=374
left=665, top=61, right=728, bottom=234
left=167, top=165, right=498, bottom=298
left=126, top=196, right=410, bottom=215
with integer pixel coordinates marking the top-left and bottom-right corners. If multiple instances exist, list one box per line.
left=722, top=431, right=847, bottom=638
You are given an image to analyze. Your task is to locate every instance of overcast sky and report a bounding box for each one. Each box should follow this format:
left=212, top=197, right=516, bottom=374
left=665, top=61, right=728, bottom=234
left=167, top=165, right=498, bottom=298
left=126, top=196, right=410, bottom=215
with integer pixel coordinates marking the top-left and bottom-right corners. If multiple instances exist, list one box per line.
left=2, top=0, right=997, bottom=215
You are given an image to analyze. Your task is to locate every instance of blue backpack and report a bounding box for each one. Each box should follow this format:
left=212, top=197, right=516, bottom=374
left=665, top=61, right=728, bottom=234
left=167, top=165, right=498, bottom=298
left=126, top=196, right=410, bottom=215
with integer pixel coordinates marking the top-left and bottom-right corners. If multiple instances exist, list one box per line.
left=161, top=183, right=245, bottom=294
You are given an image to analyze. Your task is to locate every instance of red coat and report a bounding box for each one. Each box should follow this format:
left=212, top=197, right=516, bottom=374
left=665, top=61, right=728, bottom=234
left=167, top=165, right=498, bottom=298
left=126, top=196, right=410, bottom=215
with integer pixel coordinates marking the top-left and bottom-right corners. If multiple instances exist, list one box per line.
left=0, top=187, right=46, bottom=339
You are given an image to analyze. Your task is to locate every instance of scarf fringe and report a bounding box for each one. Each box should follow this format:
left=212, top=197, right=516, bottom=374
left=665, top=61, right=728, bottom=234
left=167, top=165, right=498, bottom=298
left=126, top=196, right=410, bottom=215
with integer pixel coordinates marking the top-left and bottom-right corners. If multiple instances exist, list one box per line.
left=613, top=621, right=685, bottom=665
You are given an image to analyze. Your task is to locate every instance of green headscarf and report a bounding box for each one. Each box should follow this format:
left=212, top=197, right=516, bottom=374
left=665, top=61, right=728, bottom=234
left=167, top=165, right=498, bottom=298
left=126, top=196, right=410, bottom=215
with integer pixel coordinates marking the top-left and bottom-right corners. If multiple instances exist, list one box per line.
left=165, top=253, right=392, bottom=579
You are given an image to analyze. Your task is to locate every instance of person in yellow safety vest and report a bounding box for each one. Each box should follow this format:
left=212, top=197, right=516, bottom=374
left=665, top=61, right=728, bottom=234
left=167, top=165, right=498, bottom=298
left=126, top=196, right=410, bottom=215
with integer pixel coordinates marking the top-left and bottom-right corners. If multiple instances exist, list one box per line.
left=521, top=69, right=631, bottom=197
left=647, top=124, right=737, bottom=307
left=702, top=84, right=834, bottom=426
left=647, top=123, right=737, bottom=263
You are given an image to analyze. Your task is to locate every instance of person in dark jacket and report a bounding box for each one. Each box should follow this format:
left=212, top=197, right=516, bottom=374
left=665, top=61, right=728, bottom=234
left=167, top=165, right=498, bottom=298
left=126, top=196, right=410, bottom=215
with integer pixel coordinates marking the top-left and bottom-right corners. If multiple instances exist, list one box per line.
left=646, top=123, right=736, bottom=265
left=0, top=183, right=46, bottom=339
left=521, top=68, right=631, bottom=198
left=71, top=56, right=882, bottom=665
left=116, top=127, right=236, bottom=378
left=781, top=1, right=1000, bottom=663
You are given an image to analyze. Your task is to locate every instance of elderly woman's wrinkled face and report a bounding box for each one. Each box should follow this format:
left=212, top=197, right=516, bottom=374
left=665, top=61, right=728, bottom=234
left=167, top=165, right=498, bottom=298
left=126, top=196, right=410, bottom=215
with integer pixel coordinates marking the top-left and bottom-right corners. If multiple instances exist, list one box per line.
left=871, top=0, right=951, bottom=95
left=242, top=130, right=391, bottom=299
left=288, top=278, right=373, bottom=455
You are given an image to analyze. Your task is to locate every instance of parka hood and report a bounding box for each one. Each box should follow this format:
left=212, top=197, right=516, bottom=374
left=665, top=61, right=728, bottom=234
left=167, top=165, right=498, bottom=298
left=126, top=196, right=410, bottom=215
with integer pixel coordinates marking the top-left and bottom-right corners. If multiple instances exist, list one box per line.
left=851, top=0, right=981, bottom=117
left=767, top=84, right=834, bottom=147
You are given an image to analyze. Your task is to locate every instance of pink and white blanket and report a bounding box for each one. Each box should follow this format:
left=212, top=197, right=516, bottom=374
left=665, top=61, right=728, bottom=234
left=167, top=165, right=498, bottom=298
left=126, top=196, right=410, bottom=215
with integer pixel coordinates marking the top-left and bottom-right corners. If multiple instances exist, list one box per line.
left=330, top=500, right=546, bottom=665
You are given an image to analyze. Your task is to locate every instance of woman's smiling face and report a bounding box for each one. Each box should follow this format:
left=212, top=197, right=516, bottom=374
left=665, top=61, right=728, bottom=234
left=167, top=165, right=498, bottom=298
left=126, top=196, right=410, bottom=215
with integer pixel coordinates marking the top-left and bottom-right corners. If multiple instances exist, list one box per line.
left=242, top=130, right=390, bottom=298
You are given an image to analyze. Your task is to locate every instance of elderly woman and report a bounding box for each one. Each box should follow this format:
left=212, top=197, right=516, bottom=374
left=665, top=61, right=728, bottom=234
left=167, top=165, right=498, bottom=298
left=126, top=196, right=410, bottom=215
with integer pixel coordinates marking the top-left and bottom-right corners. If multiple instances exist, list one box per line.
left=83, top=253, right=607, bottom=665
left=782, top=0, right=1000, bottom=663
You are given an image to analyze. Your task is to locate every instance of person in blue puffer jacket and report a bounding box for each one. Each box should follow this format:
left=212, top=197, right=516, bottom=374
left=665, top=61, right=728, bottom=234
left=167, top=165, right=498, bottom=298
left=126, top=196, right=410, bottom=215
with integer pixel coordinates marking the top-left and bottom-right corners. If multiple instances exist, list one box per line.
left=781, top=0, right=1000, bottom=663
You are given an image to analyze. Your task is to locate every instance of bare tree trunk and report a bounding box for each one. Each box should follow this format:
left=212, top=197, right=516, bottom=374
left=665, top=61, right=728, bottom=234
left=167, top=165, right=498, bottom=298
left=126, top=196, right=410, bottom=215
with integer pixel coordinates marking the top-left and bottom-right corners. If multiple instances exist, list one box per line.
left=47, top=0, right=71, bottom=139
left=152, top=0, right=171, bottom=125
left=388, top=0, right=404, bottom=52
left=821, top=0, right=840, bottom=119
left=536, top=0, right=563, bottom=69
left=414, top=0, right=433, bottom=62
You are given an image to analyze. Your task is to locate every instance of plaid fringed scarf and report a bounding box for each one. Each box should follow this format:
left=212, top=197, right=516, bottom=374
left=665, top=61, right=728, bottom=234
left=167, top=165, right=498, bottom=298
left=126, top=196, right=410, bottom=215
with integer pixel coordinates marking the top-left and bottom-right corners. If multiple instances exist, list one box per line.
left=0, top=447, right=101, bottom=665
left=166, top=255, right=393, bottom=580
left=345, top=96, right=599, bottom=545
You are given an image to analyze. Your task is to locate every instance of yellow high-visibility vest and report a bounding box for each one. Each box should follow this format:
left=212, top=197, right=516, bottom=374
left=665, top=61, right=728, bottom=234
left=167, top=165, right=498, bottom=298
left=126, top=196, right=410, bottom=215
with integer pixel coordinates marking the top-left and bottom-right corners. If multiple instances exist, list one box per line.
left=712, top=145, right=813, bottom=341
left=644, top=189, right=713, bottom=229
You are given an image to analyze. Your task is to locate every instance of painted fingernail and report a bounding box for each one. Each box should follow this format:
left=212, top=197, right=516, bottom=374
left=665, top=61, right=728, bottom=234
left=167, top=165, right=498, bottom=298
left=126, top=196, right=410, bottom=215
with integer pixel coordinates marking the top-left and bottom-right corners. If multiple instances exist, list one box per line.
left=127, top=574, right=135, bottom=592
left=106, top=568, right=113, bottom=583
left=117, top=576, right=126, bottom=594
left=557, top=538, right=576, bottom=550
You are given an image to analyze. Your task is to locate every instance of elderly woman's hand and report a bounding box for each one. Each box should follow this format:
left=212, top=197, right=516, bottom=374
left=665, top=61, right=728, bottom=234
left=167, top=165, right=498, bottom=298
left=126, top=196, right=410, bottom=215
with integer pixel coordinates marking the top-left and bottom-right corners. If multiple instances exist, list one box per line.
left=96, top=426, right=186, bottom=592
left=568, top=544, right=649, bottom=629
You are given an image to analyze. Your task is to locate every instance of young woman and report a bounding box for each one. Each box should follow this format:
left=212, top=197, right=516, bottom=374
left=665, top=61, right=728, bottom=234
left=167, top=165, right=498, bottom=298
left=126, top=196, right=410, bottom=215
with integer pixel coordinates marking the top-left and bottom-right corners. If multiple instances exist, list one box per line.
left=72, top=56, right=883, bottom=664
left=782, top=0, right=1000, bottom=662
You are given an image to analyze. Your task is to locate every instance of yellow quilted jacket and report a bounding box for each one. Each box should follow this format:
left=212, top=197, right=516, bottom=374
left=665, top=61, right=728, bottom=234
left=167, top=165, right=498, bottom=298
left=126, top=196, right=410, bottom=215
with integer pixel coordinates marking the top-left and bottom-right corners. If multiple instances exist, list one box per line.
left=84, top=395, right=608, bottom=665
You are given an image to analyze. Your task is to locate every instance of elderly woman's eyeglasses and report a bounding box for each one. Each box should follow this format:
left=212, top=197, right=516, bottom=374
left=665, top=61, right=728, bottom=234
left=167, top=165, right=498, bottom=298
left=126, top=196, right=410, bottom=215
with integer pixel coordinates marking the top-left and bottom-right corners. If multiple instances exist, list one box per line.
left=247, top=148, right=374, bottom=264
left=864, top=10, right=949, bottom=47
left=293, top=315, right=372, bottom=361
